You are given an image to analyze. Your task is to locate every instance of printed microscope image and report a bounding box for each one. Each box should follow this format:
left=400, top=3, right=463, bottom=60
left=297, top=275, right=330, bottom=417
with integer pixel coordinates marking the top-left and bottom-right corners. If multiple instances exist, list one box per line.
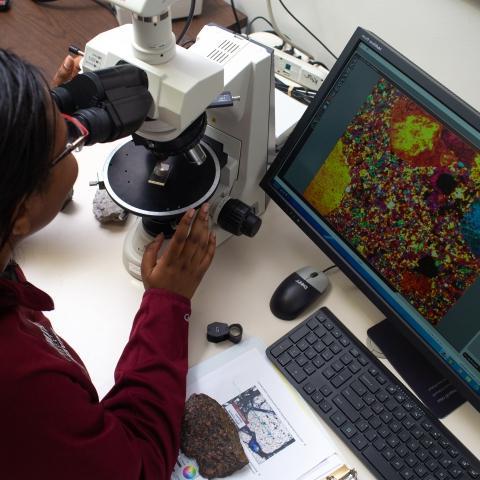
left=304, top=78, right=480, bottom=325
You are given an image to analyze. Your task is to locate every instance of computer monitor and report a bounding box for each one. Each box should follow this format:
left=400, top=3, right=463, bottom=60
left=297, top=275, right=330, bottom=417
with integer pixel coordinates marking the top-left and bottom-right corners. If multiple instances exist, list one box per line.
left=261, top=27, right=480, bottom=413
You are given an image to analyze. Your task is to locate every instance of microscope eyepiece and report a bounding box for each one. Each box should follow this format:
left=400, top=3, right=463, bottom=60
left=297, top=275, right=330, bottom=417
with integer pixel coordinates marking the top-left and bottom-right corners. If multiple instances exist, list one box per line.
left=51, top=64, right=153, bottom=145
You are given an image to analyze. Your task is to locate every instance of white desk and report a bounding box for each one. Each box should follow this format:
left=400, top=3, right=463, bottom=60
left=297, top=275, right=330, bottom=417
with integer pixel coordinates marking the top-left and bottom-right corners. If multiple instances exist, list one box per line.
left=21, top=136, right=480, bottom=479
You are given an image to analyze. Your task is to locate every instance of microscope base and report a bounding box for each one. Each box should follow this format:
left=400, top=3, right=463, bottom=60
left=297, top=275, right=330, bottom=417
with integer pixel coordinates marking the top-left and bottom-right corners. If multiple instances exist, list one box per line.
left=122, top=216, right=231, bottom=280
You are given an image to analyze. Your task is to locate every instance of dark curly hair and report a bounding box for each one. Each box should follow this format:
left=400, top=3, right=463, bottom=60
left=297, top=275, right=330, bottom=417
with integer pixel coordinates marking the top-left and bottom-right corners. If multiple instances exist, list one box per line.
left=0, top=49, right=57, bottom=248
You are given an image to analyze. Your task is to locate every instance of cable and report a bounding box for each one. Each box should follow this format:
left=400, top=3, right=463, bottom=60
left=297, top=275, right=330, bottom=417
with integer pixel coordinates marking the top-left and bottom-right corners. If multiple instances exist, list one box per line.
left=266, top=0, right=314, bottom=59
left=230, top=0, right=242, bottom=34
left=275, top=77, right=316, bottom=106
left=322, top=265, right=338, bottom=274
left=181, top=39, right=196, bottom=49
left=246, top=16, right=274, bottom=36
left=277, top=0, right=338, bottom=60
left=176, top=0, right=196, bottom=45
left=266, top=0, right=337, bottom=62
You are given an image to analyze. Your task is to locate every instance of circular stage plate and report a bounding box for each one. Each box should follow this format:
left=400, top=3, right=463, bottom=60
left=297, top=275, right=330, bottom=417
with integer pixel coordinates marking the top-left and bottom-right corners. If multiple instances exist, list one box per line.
left=103, top=139, right=220, bottom=217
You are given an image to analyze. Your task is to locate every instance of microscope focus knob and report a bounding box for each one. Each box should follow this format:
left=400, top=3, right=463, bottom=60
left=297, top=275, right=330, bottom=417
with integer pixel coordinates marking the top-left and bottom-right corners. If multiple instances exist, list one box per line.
left=217, top=199, right=262, bottom=237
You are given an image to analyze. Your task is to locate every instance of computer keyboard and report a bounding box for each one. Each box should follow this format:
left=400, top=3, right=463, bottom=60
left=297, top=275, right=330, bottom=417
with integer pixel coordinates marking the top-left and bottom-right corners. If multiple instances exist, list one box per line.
left=267, top=307, right=480, bottom=480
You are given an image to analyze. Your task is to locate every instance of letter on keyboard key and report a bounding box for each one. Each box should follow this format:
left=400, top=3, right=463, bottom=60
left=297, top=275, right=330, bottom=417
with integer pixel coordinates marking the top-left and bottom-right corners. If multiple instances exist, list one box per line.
left=286, top=362, right=307, bottom=383
left=270, top=338, right=293, bottom=357
left=331, top=369, right=352, bottom=388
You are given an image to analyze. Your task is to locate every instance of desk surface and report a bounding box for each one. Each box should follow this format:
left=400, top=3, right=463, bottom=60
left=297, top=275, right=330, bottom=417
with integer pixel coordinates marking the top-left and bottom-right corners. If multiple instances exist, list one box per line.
left=20, top=136, right=480, bottom=478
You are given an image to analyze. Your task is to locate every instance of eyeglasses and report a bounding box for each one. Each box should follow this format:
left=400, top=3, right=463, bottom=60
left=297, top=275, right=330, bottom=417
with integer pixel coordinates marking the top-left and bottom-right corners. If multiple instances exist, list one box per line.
left=51, top=114, right=89, bottom=167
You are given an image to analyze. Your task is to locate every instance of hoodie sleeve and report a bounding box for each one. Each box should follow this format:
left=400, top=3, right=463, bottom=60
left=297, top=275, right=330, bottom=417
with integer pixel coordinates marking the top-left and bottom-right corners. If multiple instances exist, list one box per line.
left=3, top=288, right=190, bottom=480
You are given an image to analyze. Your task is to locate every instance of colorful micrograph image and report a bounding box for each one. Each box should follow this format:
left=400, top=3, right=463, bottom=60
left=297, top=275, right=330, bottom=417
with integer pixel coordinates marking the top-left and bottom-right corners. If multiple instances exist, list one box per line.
left=224, top=386, right=295, bottom=465
left=304, top=78, right=480, bottom=325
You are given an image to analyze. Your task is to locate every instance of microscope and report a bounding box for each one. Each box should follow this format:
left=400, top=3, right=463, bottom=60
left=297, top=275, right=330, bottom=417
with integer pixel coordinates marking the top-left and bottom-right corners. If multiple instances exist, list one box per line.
left=54, top=0, right=275, bottom=279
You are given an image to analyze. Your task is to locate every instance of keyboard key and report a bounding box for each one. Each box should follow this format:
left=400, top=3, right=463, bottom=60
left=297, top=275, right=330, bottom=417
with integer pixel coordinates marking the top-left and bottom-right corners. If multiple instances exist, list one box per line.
left=323, top=367, right=336, bottom=380
left=270, top=338, right=292, bottom=357
left=400, top=469, right=415, bottom=479
left=415, top=464, right=429, bottom=477
left=319, top=400, right=331, bottom=413
left=312, top=356, right=325, bottom=369
left=289, top=325, right=310, bottom=343
left=306, top=317, right=319, bottom=329
left=330, top=343, right=342, bottom=355
left=405, top=455, right=418, bottom=467
left=306, top=332, right=317, bottom=344
left=341, top=423, right=357, bottom=438
left=296, top=354, right=308, bottom=367
left=339, top=336, right=350, bottom=347
left=319, top=384, right=332, bottom=396
left=333, top=395, right=360, bottom=422
left=374, top=438, right=387, bottom=451
left=286, top=362, right=307, bottom=383
left=321, top=349, right=334, bottom=361
left=297, top=339, right=309, bottom=351
left=322, top=333, right=335, bottom=346
left=351, top=380, right=367, bottom=397
left=352, top=433, right=368, bottom=451
left=287, top=346, right=301, bottom=358
left=331, top=328, right=342, bottom=338
left=313, top=342, right=326, bottom=354
left=277, top=351, right=291, bottom=366
left=360, top=372, right=380, bottom=393
left=342, top=387, right=364, bottom=410
left=331, top=370, right=352, bottom=388
left=304, top=363, right=316, bottom=375
left=303, top=383, right=316, bottom=394
left=304, top=347, right=317, bottom=360
left=468, top=467, right=480, bottom=478
left=330, top=411, right=347, bottom=427
left=348, top=362, right=362, bottom=374
left=363, top=446, right=401, bottom=478
left=311, top=391, right=323, bottom=403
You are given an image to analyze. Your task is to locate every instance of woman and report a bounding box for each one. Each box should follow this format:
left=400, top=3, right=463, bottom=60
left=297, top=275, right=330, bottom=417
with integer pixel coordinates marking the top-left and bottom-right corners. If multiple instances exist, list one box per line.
left=0, top=49, right=216, bottom=479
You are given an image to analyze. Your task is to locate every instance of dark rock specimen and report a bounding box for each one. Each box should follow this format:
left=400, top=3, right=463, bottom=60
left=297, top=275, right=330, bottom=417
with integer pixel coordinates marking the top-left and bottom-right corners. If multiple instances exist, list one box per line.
left=181, top=393, right=249, bottom=478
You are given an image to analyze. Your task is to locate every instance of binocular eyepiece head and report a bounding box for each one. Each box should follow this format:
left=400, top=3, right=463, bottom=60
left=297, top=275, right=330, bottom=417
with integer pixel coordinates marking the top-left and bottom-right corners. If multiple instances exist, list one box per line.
left=51, top=64, right=153, bottom=146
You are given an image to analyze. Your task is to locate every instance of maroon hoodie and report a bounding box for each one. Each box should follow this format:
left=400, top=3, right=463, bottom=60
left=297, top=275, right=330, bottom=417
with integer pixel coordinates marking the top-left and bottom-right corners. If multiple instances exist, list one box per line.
left=0, top=264, right=190, bottom=479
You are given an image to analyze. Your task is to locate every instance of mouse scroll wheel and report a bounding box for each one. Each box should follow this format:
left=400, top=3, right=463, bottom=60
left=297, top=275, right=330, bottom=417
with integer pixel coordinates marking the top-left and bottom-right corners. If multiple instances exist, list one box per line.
left=309, top=272, right=319, bottom=278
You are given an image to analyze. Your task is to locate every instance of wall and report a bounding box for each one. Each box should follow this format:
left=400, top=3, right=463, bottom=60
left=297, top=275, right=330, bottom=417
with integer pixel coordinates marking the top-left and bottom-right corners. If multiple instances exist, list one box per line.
left=233, top=0, right=480, bottom=110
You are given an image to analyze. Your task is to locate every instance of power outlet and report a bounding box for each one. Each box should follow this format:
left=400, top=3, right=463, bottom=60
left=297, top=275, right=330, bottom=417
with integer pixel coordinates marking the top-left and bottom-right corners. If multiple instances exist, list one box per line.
left=274, top=49, right=329, bottom=90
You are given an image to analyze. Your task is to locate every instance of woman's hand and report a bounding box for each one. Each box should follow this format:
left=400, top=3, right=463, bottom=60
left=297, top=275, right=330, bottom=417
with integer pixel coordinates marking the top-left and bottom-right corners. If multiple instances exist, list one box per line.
left=51, top=55, right=82, bottom=87
left=141, top=203, right=216, bottom=299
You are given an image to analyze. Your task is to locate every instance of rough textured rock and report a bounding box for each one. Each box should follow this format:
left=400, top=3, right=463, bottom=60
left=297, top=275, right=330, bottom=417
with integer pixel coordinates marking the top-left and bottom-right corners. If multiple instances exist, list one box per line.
left=92, top=189, right=128, bottom=224
left=181, top=393, right=249, bottom=479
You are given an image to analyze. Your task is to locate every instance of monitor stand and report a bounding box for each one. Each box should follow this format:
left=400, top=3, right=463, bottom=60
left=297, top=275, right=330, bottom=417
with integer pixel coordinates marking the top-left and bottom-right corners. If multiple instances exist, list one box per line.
left=367, top=319, right=465, bottom=418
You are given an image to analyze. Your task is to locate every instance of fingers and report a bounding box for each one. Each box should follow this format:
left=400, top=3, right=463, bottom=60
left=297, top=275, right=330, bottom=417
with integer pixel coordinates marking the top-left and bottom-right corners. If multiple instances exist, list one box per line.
left=198, top=232, right=216, bottom=273
left=140, top=234, right=164, bottom=283
left=164, top=208, right=195, bottom=261
left=183, top=203, right=210, bottom=263
left=51, top=55, right=82, bottom=87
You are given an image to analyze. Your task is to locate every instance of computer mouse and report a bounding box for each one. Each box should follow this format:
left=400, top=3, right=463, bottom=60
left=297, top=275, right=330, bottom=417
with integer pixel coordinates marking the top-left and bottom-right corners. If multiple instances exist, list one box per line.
left=269, top=266, right=330, bottom=320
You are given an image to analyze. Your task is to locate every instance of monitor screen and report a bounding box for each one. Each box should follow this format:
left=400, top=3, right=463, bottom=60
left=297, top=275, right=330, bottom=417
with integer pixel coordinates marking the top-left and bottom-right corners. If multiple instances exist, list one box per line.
left=261, top=27, right=480, bottom=411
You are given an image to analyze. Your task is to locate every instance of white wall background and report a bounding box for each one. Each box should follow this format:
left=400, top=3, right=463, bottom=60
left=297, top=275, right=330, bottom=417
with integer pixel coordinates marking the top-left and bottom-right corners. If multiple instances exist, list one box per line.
left=233, top=0, right=480, bottom=111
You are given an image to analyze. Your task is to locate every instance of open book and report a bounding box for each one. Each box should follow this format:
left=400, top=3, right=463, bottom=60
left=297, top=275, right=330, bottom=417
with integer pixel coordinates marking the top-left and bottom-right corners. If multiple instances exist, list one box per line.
left=171, top=338, right=356, bottom=480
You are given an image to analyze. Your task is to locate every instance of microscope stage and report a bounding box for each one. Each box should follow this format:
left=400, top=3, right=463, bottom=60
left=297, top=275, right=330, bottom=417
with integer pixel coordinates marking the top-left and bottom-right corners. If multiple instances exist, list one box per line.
left=103, top=138, right=221, bottom=218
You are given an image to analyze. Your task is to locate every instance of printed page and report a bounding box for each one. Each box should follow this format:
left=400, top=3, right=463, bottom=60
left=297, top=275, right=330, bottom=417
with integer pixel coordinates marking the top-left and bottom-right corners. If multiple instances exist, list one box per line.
left=172, top=343, right=342, bottom=480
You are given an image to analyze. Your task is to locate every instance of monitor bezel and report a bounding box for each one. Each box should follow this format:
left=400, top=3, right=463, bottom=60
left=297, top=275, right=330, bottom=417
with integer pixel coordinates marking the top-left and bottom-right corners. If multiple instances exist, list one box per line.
left=261, top=26, right=480, bottom=412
